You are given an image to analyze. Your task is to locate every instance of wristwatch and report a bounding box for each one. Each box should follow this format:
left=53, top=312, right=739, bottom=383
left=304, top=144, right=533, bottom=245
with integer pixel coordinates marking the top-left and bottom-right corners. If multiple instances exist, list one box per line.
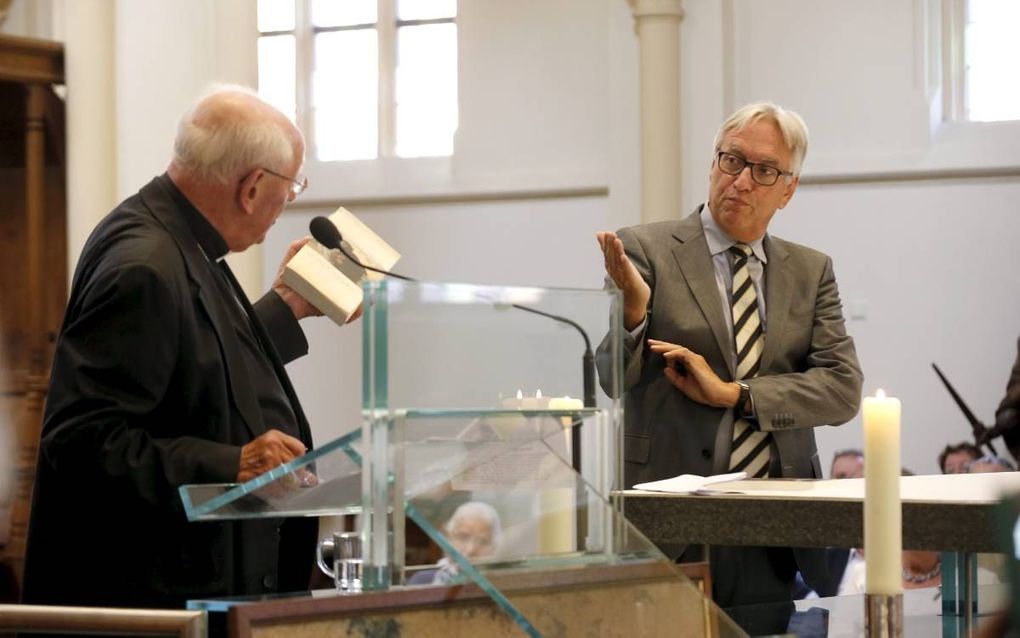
left=736, top=381, right=752, bottom=416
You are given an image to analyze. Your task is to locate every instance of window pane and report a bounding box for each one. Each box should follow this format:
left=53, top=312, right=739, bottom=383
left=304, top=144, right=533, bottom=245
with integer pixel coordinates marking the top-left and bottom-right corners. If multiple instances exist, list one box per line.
left=257, top=0, right=294, bottom=33
left=258, top=35, right=296, bottom=122
left=398, top=0, right=456, bottom=21
left=311, top=0, right=376, bottom=27
left=314, top=30, right=379, bottom=161
left=966, top=0, right=1020, bottom=121
left=395, top=23, right=458, bottom=158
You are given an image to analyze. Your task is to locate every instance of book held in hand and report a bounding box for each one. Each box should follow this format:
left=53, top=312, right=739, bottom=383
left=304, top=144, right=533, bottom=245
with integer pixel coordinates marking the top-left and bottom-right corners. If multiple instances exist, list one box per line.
left=282, top=207, right=401, bottom=325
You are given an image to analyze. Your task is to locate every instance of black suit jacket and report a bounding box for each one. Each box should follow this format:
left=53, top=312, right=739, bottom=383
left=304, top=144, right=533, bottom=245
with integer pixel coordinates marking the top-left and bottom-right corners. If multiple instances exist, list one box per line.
left=23, top=175, right=317, bottom=608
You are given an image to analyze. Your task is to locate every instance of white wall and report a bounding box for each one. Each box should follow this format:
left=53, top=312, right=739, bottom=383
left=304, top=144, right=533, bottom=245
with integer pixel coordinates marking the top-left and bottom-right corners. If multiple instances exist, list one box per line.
left=19, top=0, right=1020, bottom=476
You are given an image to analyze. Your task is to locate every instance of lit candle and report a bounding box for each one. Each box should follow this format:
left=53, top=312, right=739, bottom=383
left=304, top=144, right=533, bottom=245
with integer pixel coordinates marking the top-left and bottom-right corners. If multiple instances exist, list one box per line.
left=862, top=388, right=902, bottom=595
left=500, top=389, right=527, bottom=410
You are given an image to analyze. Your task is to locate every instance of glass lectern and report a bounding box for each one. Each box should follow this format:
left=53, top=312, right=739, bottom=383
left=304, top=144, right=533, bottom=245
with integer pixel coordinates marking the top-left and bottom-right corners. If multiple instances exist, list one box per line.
left=181, top=281, right=744, bottom=637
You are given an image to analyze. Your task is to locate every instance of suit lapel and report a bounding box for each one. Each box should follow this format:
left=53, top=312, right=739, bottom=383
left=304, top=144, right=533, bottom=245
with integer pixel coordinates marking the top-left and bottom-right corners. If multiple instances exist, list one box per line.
left=761, top=236, right=791, bottom=374
left=670, top=209, right=735, bottom=378
left=139, top=179, right=266, bottom=440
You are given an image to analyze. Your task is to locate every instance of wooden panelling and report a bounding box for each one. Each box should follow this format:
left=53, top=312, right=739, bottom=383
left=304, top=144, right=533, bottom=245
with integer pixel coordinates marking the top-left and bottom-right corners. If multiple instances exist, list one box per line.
left=0, top=35, right=66, bottom=602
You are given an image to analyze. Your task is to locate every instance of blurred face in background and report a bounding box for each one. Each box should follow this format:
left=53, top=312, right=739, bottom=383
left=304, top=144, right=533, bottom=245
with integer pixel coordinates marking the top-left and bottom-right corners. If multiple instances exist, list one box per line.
left=943, top=450, right=977, bottom=474
left=831, top=453, right=864, bottom=479
left=447, top=516, right=496, bottom=559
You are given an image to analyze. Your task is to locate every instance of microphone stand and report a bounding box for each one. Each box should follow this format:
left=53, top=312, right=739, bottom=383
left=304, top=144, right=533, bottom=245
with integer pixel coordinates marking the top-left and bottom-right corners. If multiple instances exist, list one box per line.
left=509, top=303, right=594, bottom=474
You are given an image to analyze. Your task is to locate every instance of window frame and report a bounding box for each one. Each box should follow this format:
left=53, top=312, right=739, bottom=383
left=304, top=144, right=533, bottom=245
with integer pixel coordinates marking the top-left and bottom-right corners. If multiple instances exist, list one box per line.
left=261, top=0, right=457, bottom=163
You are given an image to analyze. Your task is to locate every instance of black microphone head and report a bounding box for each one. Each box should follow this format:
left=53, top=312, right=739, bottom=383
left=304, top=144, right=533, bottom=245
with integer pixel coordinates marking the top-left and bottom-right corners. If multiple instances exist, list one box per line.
left=309, top=216, right=343, bottom=250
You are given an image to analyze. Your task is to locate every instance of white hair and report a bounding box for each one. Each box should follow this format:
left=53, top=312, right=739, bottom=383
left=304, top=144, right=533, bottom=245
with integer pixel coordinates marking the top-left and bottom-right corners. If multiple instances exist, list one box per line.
left=173, top=84, right=296, bottom=185
left=713, top=102, right=809, bottom=176
left=447, top=501, right=502, bottom=548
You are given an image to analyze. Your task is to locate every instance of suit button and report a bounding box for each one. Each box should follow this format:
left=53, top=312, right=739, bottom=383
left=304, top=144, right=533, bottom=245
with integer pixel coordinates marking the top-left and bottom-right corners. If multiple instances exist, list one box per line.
left=701, top=449, right=712, bottom=460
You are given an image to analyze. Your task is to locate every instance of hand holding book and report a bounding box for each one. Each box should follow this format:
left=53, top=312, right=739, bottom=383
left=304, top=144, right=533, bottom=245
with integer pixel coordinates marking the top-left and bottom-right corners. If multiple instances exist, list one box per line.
left=282, top=207, right=401, bottom=326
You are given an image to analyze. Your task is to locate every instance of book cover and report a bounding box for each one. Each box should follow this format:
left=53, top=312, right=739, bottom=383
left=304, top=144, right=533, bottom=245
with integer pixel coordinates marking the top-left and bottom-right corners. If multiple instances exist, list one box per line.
left=282, top=207, right=401, bottom=325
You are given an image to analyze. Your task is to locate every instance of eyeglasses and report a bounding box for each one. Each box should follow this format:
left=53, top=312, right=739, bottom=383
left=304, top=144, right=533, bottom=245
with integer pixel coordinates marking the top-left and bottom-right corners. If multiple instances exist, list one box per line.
left=261, top=167, right=309, bottom=197
left=715, top=151, right=792, bottom=187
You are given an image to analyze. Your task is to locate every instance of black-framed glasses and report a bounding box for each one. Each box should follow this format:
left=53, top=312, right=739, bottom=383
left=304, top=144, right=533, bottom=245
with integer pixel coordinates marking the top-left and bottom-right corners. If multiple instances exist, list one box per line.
left=261, top=167, right=309, bottom=197
left=715, top=151, right=792, bottom=187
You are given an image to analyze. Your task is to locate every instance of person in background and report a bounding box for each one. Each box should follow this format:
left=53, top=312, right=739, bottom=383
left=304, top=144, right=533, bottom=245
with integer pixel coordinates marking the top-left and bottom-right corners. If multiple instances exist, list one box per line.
left=966, top=455, right=1016, bottom=473
left=408, top=501, right=502, bottom=586
left=939, top=441, right=981, bottom=474
left=23, top=85, right=346, bottom=609
left=829, top=448, right=864, bottom=479
left=795, top=449, right=865, bottom=599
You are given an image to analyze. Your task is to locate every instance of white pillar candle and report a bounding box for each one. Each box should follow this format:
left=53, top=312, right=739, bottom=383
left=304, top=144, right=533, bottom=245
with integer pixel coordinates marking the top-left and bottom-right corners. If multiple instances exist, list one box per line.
left=863, top=389, right=903, bottom=595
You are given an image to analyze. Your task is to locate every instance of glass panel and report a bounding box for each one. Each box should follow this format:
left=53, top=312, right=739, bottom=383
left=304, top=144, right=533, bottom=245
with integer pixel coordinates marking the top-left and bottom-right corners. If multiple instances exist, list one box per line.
left=395, top=23, right=458, bottom=158
left=398, top=0, right=457, bottom=21
left=257, top=35, right=296, bottom=122
left=966, top=0, right=1020, bottom=122
left=311, top=0, right=377, bottom=27
left=393, top=410, right=744, bottom=637
left=257, top=0, right=295, bottom=32
left=179, top=429, right=364, bottom=521
left=314, top=30, right=379, bottom=161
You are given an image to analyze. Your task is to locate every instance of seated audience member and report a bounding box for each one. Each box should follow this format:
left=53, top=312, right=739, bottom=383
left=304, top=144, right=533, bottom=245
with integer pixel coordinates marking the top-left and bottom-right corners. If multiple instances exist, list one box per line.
left=408, top=501, right=502, bottom=585
left=939, top=442, right=981, bottom=474
left=965, top=455, right=1016, bottom=473
left=796, top=450, right=864, bottom=598
left=830, top=449, right=864, bottom=479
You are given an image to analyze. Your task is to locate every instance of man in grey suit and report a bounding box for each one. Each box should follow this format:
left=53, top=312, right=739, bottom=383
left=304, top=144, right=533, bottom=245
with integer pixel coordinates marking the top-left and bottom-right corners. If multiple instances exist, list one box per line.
left=596, top=103, right=863, bottom=611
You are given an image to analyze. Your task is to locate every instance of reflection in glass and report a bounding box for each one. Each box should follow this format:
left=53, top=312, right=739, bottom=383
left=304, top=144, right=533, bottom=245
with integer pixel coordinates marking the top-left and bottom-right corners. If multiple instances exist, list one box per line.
left=311, top=0, right=377, bottom=28
left=315, top=30, right=379, bottom=161
left=396, top=23, right=458, bottom=157
left=257, top=0, right=295, bottom=32
left=398, top=0, right=457, bottom=21
left=257, top=35, right=296, bottom=122
left=966, top=0, right=1020, bottom=121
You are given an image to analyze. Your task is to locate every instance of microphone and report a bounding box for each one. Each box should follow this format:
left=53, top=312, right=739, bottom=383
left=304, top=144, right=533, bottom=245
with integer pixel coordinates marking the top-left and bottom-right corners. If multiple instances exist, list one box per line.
left=309, top=216, right=416, bottom=282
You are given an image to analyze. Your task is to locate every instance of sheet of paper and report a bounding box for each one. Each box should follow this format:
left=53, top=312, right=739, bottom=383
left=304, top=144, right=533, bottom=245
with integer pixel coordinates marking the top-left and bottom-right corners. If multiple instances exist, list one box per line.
left=632, top=471, right=747, bottom=493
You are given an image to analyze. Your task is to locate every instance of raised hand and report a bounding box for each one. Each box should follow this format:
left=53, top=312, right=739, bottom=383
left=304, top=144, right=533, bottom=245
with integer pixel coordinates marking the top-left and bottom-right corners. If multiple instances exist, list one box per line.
left=596, top=231, right=650, bottom=330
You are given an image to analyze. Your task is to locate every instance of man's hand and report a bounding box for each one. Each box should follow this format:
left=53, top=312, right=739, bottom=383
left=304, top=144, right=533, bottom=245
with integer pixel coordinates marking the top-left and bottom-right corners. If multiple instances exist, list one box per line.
left=596, top=231, right=650, bottom=330
left=237, top=429, right=308, bottom=483
left=648, top=339, right=741, bottom=409
left=272, top=237, right=323, bottom=321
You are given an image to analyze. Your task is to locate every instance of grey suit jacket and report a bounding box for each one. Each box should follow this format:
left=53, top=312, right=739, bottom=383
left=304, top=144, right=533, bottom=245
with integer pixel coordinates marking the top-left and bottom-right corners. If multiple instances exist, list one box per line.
left=597, top=207, right=863, bottom=488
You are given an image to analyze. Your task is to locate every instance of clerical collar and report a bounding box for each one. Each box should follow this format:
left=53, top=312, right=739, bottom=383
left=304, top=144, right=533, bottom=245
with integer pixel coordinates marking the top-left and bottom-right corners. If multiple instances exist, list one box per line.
left=157, top=173, right=229, bottom=261
left=700, top=204, right=767, bottom=264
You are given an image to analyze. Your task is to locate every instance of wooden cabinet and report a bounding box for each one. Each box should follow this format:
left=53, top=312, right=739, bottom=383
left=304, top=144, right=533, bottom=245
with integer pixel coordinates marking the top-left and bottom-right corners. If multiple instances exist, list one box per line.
left=0, top=34, right=66, bottom=600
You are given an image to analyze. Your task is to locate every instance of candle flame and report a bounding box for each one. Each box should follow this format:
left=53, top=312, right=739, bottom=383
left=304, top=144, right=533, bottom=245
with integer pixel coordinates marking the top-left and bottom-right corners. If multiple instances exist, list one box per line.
left=876, top=388, right=886, bottom=399
left=516, top=389, right=523, bottom=399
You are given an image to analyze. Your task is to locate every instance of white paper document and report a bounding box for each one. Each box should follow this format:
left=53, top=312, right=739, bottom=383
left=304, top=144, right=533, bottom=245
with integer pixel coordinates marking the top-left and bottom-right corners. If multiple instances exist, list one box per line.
left=631, top=471, right=747, bottom=494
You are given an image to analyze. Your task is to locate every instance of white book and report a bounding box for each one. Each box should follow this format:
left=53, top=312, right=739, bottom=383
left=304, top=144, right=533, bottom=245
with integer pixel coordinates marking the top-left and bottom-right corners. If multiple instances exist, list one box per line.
left=282, top=207, right=401, bottom=325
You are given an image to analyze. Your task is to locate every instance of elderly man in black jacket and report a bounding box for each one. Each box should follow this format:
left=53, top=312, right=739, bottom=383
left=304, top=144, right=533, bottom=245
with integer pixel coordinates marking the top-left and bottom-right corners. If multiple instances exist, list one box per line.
left=23, top=86, right=343, bottom=608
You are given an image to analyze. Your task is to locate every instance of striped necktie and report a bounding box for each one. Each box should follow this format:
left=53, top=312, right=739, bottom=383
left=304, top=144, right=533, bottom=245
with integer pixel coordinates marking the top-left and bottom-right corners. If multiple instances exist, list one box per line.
left=727, top=243, right=771, bottom=478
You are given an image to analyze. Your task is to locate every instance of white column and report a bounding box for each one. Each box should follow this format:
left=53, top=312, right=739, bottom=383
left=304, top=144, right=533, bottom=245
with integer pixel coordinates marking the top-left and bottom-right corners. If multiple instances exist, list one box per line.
left=63, top=0, right=117, bottom=282
left=628, top=0, right=684, bottom=224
